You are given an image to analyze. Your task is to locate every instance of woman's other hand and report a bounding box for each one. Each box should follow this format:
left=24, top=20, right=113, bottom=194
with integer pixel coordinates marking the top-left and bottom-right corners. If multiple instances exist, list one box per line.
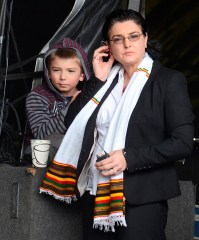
left=95, top=149, right=127, bottom=176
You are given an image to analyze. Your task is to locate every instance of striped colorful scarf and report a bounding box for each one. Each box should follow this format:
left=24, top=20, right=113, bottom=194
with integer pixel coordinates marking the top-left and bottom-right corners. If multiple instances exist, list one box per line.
left=40, top=54, right=153, bottom=231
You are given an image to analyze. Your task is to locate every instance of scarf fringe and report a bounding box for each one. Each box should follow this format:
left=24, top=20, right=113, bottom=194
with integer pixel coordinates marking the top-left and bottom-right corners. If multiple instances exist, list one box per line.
left=39, top=188, right=77, bottom=203
left=93, top=215, right=127, bottom=232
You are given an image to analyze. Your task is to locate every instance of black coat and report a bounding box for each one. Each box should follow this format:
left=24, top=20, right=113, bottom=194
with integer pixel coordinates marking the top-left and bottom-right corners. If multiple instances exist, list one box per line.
left=65, top=61, right=194, bottom=205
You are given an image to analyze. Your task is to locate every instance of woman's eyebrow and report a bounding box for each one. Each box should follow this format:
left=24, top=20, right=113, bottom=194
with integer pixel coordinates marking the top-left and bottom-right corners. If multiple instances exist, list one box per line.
left=111, top=31, right=140, bottom=37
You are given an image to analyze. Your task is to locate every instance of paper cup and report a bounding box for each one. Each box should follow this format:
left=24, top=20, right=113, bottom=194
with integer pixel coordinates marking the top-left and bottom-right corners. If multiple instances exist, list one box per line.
left=31, top=139, right=51, bottom=168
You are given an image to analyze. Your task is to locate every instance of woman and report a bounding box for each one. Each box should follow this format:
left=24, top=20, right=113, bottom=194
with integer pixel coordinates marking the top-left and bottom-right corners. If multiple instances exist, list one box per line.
left=40, top=9, right=194, bottom=240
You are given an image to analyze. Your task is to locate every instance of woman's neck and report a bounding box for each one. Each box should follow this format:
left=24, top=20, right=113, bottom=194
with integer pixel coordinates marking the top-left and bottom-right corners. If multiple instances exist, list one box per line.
left=123, top=66, right=136, bottom=92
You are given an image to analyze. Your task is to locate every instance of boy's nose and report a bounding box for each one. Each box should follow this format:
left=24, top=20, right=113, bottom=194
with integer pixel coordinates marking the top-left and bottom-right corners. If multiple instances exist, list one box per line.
left=60, top=72, right=67, bottom=80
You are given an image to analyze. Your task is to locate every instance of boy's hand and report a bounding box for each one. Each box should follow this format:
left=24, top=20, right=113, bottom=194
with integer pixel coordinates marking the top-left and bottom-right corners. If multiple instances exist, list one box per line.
left=26, top=166, right=37, bottom=176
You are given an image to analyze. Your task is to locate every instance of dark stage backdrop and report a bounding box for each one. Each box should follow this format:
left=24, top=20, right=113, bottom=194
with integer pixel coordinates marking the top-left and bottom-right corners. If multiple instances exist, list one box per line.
left=1, top=0, right=75, bottom=104
left=0, top=0, right=75, bottom=162
left=146, top=0, right=199, bottom=137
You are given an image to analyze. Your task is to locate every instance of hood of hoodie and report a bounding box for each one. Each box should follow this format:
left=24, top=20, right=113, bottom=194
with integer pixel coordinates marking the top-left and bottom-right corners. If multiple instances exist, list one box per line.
left=43, top=38, right=91, bottom=100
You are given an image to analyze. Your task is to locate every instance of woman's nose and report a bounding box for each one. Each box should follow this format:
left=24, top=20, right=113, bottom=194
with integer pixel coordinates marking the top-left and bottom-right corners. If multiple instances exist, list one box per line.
left=123, top=38, right=131, bottom=48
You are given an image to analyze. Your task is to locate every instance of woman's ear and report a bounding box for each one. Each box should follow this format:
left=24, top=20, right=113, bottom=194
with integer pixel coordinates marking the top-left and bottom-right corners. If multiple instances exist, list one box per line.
left=145, top=33, right=148, bottom=49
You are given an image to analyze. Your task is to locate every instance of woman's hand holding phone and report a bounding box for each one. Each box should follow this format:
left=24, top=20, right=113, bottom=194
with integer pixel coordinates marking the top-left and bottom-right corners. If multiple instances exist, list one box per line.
left=92, top=44, right=115, bottom=81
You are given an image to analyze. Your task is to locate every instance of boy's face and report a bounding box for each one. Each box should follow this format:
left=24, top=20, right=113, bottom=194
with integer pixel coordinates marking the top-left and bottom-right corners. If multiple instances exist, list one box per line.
left=48, top=56, right=84, bottom=96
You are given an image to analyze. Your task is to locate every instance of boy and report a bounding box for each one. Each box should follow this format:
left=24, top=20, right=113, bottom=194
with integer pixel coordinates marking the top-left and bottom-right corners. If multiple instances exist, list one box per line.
left=26, top=38, right=90, bottom=160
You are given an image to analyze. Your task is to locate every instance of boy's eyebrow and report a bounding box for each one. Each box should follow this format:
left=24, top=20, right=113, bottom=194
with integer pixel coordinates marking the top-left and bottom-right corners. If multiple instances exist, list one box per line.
left=51, top=66, right=78, bottom=70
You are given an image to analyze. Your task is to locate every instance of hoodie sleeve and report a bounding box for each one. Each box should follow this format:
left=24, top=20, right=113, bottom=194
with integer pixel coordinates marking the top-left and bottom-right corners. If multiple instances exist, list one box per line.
left=26, top=91, right=67, bottom=139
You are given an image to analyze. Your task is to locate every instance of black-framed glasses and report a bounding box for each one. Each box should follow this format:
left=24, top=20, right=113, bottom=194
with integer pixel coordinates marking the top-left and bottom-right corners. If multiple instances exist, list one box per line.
left=110, top=33, right=143, bottom=44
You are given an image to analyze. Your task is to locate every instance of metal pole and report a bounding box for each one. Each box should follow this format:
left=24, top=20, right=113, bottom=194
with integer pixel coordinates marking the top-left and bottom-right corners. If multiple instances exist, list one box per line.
left=0, top=0, right=7, bottom=67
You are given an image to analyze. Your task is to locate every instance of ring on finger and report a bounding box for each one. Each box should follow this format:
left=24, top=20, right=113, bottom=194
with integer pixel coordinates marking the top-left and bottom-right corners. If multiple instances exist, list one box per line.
left=112, top=168, right=117, bottom=174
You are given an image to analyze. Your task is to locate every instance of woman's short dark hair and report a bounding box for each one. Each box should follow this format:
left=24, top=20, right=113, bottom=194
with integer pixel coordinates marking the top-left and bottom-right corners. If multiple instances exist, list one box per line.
left=102, top=9, right=147, bottom=40
left=102, top=9, right=161, bottom=60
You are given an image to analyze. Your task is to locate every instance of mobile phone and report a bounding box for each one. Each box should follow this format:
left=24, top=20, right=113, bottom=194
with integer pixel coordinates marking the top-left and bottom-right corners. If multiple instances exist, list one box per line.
left=100, top=40, right=110, bottom=62
left=102, top=53, right=110, bottom=62
left=96, top=152, right=110, bottom=162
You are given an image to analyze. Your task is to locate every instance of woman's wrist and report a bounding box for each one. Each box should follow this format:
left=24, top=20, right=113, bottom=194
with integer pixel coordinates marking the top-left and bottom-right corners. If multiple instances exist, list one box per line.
left=122, top=148, right=128, bottom=171
left=122, top=148, right=126, bottom=158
